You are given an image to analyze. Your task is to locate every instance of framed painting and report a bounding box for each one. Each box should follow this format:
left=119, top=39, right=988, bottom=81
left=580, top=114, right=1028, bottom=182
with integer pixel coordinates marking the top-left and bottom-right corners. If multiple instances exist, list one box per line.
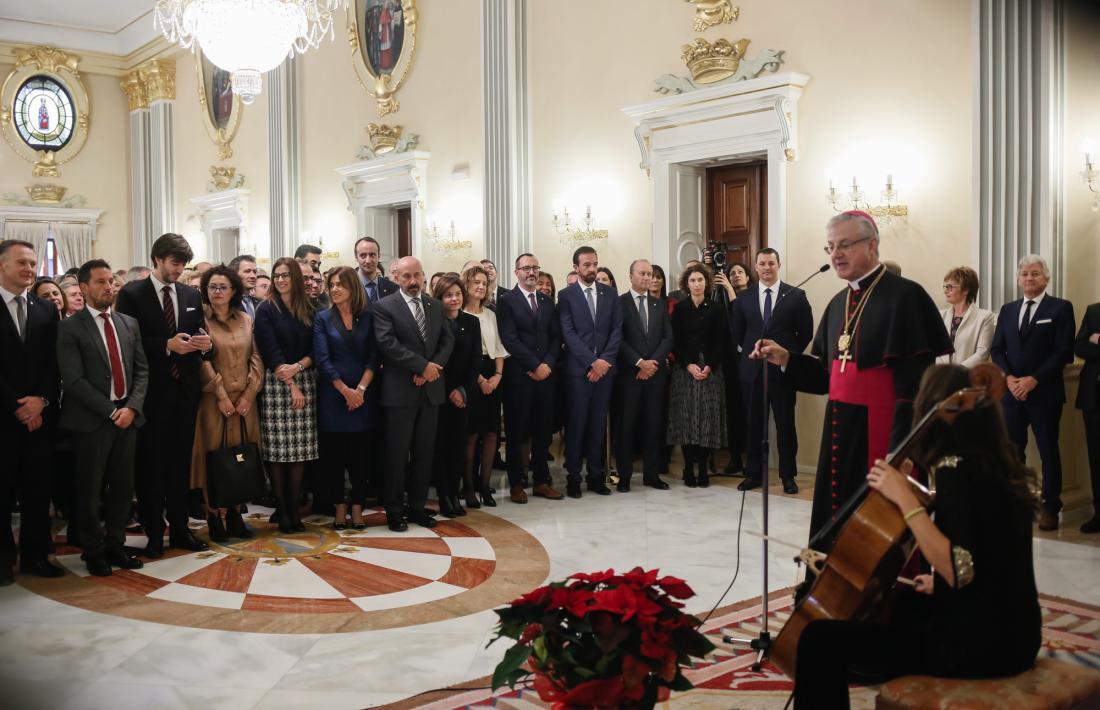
left=349, top=0, right=418, bottom=116
left=195, top=49, right=242, bottom=161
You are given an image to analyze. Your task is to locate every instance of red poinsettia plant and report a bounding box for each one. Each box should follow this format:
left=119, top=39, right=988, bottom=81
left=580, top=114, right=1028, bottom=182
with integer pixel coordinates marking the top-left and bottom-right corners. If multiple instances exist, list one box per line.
left=489, top=567, right=715, bottom=709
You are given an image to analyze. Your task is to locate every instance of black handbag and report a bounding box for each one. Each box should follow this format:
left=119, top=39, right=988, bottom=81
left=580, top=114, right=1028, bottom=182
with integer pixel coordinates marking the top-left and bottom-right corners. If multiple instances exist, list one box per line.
left=206, top=415, right=267, bottom=509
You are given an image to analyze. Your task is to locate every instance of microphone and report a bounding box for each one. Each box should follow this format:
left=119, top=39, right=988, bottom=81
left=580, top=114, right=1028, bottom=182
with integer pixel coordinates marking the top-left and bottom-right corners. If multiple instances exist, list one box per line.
left=774, top=264, right=830, bottom=304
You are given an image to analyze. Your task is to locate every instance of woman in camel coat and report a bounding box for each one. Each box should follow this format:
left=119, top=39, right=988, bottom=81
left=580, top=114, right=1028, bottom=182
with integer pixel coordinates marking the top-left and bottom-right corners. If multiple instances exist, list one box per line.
left=190, top=265, right=264, bottom=542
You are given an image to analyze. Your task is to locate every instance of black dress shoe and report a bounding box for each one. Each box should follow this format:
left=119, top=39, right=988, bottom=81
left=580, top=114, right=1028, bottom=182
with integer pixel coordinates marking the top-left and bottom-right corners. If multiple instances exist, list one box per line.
left=464, top=495, right=481, bottom=509
left=104, top=549, right=144, bottom=570
left=0, top=566, right=13, bottom=586
left=587, top=481, right=612, bottom=496
left=449, top=497, right=467, bottom=517
left=737, top=478, right=762, bottom=491
left=85, top=557, right=112, bottom=577
left=698, top=472, right=710, bottom=488
left=225, top=509, right=254, bottom=539
left=169, top=531, right=210, bottom=552
left=1081, top=516, right=1100, bottom=534
left=683, top=468, right=697, bottom=488
left=407, top=510, right=438, bottom=528
left=143, top=538, right=165, bottom=559
left=616, top=481, right=630, bottom=493
left=723, top=460, right=745, bottom=477
left=643, top=477, right=670, bottom=490
left=566, top=482, right=582, bottom=499
left=386, top=513, right=408, bottom=532
left=207, top=514, right=229, bottom=543
left=438, top=498, right=459, bottom=519
left=19, top=559, right=65, bottom=578
left=782, top=478, right=799, bottom=495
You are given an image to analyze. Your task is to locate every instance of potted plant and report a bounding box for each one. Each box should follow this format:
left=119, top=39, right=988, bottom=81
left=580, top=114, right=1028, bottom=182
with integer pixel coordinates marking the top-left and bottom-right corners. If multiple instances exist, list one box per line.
left=489, top=567, right=716, bottom=709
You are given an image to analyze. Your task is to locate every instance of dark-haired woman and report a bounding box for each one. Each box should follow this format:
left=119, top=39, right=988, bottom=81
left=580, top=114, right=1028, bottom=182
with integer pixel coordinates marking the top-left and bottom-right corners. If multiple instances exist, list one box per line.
left=190, top=265, right=263, bottom=541
left=596, top=267, right=617, bottom=292
left=667, top=264, right=728, bottom=487
left=433, top=274, right=481, bottom=517
left=254, top=257, right=317, bottom=533
left=32, top=278, right=67, bottom=319
left=792, top=364, right=1041, bottom=709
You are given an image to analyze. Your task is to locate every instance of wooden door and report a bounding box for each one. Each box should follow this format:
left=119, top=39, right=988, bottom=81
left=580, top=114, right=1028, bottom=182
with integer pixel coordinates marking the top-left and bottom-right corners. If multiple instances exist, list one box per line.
left=706, top=162, right=767, bottom=268
left=396, top=206, right=412, bottom=257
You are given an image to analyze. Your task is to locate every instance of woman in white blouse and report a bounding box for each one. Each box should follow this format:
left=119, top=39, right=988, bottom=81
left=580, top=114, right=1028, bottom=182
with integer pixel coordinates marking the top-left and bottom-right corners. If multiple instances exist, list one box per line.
left=937, top=266, right=996, bottom=368
left=462, top=265, right=510, bottom=506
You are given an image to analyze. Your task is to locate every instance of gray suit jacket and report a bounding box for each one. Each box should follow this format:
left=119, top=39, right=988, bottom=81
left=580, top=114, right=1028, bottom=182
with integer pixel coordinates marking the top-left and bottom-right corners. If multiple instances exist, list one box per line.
left=57, top=307, right=149, bottom=432
left=372, top=290, right=455, bottom=407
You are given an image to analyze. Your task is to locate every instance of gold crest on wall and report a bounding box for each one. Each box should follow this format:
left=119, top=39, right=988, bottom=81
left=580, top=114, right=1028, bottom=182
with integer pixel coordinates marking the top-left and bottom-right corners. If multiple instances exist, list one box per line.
left=348, top=0, right=418, bottom=117
left=195, top=49, right=243, bottom=161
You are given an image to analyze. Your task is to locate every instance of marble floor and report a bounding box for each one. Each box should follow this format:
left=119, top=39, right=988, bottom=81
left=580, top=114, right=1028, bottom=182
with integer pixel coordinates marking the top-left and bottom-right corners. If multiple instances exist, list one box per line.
left=1, top=468, right=1097, bottom=710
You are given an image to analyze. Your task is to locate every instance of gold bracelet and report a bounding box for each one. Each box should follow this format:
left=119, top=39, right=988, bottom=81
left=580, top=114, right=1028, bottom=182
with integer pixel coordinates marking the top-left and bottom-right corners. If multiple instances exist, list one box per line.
left=903, top=506, right=927, bottom=523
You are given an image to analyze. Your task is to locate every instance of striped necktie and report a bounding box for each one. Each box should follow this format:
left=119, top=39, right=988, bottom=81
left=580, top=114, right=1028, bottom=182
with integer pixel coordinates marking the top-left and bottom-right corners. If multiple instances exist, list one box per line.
left=411, top=297, right=427, bottom=340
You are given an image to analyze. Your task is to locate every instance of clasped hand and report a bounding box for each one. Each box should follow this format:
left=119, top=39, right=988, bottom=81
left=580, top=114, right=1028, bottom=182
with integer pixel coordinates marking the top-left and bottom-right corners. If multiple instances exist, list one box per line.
left=587, top=358, right=611, bottom=382
left=1006, top=375, right=1038, bottom=401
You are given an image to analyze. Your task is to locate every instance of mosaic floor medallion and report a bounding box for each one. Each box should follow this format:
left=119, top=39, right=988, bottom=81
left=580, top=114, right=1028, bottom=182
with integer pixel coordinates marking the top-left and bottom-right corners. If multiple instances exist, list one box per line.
left=21, top=507, right=550, bottom=634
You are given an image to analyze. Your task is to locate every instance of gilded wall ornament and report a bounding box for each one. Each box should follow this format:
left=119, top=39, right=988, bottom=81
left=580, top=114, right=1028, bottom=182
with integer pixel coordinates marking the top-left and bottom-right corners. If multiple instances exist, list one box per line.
left=2, top=183, right=86, bottom=207
left=207, top=165, right=246, bottom=192
left=682, top=37, right=749, bottom=84
left=195, top=49, right=242, bottom=161
left=348, top=0, right=418, bottom=117
left=0, top=46, right=90, bottom=178
left=654, top=47, right=785, bottom=95
left=121, top=59, right=176, bottom=111
left=356, top=123, right=419, bottom=160
left=684, top=0, right=739, bottom=32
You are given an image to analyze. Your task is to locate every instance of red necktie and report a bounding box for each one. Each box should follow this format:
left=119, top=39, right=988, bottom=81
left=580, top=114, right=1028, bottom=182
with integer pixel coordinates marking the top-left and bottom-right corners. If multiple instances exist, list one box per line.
left=100, top=312, right=126, bottom=400
left=162, top=285, right=180, bottom=379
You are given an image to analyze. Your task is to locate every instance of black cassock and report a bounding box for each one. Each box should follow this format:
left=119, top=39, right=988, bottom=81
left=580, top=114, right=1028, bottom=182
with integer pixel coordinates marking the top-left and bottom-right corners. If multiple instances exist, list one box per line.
left=784, top=265, right=952, bottom=546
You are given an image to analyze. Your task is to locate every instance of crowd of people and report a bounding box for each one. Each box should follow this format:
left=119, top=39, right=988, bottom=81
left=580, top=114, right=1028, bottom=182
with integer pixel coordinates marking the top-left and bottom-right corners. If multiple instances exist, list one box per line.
left=1, top=211, right=1098, bottom=584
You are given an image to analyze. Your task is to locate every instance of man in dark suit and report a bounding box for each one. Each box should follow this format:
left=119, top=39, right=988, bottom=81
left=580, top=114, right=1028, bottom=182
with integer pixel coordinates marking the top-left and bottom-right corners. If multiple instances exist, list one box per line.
left=729, top=248, right=814, bottom=493
left=0, top=240, right=62, bottom=583
left=115, top=233, right=212, bottom=556
left=558, top=246, right=622, bottom=498
left=354, top=237, right=398, bottom=305
left=229, top=254, right=260, bottom=320
left=1074, top=302, right=1100, bottom=534
left=497, top=253, right=563, bottom=503
left=613, top=259, right=673, bottom=492
left=373, top=256, right=454, bottom=531
left=991, top=255, right=1075, bottom=531
left=58, top=259, right=148, bottom=576
left=480, top=259, right=509, bottom=309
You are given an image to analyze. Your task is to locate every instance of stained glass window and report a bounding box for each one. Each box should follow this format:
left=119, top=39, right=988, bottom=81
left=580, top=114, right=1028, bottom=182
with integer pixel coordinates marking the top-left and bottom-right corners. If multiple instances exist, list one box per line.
left=13, top=75, right=75, bottom=151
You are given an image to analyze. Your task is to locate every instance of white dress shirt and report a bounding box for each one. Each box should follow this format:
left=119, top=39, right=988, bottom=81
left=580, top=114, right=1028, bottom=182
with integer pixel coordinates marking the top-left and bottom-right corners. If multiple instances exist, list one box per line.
left=400, top=288, right=428, bottom=323
left=518, top=284, right=539, bottom=312
left=149, top=272, right=179, bottom=325
left=758, top=279, right=781, bottom=318
left=1018, top=291, right=1046, bottom=329
left=85, top=304, right=128, bottom=399
left=0, top=284, right=29, bottom=338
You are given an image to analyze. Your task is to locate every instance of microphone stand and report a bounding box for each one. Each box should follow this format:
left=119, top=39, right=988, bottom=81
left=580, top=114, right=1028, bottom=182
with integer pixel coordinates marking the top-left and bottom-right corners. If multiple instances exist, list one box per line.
left=723, top=263, right=829, bottom=671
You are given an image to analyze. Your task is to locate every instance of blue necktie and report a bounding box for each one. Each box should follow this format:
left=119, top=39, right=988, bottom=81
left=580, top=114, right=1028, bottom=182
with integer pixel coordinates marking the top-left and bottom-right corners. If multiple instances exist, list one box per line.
left=367, top=281, right=378, bottom=303
left=763, top=288, right=773, bottom=325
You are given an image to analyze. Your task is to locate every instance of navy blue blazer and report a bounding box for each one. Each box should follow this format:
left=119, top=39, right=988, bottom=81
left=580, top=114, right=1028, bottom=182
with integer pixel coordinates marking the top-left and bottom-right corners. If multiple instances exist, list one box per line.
left=728, top=282, right=813, bottom=384
left=557, top=281, right=623, bottom=377
left=497, top=286, right=560, bottom=383
left=254, top=300, right=314, bottom=371
left=313, top=307, right=379, bottom=432
left=991, top=295, right=1075, bottom=404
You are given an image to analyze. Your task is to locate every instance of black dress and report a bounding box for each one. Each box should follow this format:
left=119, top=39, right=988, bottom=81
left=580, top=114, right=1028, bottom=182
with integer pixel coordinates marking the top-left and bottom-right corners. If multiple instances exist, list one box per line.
left=667, top=297, right=728, bottom=448
left=434, top=313, right=481, bottom=499
left=793, top=453, right=1041, bottom=709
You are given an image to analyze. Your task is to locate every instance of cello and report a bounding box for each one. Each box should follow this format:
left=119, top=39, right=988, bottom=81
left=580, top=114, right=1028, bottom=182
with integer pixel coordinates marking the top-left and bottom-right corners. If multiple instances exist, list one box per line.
left=769, top=363, right=1007, bottom=679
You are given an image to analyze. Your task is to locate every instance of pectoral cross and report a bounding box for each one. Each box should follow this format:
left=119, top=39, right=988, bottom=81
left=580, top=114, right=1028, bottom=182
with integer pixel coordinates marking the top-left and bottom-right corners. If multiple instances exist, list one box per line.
left=838, top=349, right=853, bottom=373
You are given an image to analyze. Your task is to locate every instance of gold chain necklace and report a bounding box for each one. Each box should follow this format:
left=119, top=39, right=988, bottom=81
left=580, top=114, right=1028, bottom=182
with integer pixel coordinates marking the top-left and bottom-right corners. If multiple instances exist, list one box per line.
left=837, top=266, right=886, bottom=372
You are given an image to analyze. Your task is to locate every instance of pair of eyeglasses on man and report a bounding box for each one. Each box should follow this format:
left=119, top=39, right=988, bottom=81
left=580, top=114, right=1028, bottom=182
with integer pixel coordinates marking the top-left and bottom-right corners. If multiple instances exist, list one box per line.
left=822, top=236, right=872, bottom=255
left=517, top=265, right=541, bottom=273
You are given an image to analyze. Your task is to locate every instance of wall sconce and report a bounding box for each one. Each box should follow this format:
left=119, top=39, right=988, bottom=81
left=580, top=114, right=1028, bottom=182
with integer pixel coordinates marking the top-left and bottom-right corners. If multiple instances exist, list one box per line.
left=1084, top=153, right=1099, bottom=212
left=552, top=205, right=608, bottom=246
left=424, top=219, right=472, bottom=254
left=827, top=175, right=909, bottom=221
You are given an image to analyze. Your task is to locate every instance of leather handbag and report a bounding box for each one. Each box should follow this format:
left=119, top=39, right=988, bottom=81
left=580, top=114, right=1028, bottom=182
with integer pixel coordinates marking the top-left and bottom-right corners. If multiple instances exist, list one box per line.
left=206, top=415, right=266, bottom=508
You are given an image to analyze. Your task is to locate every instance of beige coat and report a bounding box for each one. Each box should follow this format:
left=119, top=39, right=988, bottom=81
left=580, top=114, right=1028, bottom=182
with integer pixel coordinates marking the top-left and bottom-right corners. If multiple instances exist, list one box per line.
left=189, top=307, right=265, bottom=492
left=937, top=305, right=996, bottom=368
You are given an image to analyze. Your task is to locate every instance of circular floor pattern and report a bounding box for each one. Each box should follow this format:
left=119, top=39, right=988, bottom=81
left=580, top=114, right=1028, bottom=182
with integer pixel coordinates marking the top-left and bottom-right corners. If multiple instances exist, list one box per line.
left=23, top=507, right=550, bottom=634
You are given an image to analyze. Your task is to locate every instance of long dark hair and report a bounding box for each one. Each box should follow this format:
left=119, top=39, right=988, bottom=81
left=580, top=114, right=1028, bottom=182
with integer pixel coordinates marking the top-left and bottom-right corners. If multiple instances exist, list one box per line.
left=269, top=256, right=315, bottom=326
left=910, top=364, right=1037, bottom=514
left=650, top=264, right=667, bottom=300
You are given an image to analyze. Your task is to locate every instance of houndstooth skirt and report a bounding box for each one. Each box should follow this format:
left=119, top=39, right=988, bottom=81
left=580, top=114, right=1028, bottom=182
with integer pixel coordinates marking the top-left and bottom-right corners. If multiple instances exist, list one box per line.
left=260, top=369, right=319, bottom=463
left=666, top=366, right=728, bottom=449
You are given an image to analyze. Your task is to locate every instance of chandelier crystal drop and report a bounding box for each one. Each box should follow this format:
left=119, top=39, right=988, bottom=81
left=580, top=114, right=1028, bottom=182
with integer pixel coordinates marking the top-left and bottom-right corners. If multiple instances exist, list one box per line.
left=154, top=0, right=347, bottom=104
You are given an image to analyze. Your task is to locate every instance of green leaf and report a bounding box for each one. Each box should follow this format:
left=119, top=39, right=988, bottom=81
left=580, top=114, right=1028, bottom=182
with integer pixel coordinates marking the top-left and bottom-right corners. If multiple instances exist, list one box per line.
left=668, top=672, right=694, bottom=691
left=491, top=643, right=533, bottom=690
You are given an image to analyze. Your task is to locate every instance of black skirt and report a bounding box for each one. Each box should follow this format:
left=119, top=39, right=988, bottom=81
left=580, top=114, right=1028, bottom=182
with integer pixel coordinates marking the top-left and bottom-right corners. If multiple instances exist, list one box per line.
left=467, top=355, right=502, bottom=435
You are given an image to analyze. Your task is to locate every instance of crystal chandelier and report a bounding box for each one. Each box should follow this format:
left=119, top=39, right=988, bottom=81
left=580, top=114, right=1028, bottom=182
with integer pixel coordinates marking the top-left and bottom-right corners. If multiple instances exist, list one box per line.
left=155, top=0, right=346, bottom=104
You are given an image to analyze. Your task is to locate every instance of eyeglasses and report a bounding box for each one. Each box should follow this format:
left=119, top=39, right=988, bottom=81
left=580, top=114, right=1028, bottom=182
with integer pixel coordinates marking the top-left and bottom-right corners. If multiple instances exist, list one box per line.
left=272, top=273, right=292, bottom=281
left=517, top=265, right=541, bottom=273
left=942, top=283, right=958, bottom=291
left=207, top=284, right=231, bottom=293
left=823, top=236, right=872, bottom=255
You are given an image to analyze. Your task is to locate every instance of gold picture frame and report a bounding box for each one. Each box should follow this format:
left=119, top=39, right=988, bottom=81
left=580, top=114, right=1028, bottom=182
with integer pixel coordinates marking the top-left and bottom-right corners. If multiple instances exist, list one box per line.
left=0, top=46, right=90, bottom=178
left=195, top=49, right=242, bottom=161
left=349, top=0, right=418, bottom=117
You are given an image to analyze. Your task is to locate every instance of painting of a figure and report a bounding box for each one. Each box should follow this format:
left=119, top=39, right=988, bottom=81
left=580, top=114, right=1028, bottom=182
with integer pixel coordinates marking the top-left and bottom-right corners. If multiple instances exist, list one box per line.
left=201, top=55, right=234, bottom=130
left=362, top=0, right=405, bottom=76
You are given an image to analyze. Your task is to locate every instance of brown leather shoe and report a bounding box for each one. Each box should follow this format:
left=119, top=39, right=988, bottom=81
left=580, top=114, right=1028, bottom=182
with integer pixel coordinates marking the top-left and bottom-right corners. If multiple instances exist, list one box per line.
left=509, top=486, right=528, bottom=504
left=1038, top=510, right=1059, bottom=531
left=532, top=483, right=563, bottom=500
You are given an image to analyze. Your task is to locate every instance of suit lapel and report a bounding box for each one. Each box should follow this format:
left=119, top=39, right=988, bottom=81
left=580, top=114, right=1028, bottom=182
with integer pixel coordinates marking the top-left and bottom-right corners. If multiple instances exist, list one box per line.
left=394, top=294, right=425, bottom=343
left=0, top=295, right=22, bottom=347
left=112, top=311, right=135, bottom=382
left=80, top=309, right=112, bottom=370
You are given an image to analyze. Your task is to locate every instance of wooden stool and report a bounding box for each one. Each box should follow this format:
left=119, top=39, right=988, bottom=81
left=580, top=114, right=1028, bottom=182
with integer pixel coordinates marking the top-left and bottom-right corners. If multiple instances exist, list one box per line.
left=876, top=658, right=1100, bottom=709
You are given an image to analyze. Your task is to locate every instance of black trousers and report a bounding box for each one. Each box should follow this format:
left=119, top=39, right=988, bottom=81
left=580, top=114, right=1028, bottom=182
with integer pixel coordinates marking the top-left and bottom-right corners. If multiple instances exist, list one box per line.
left=136, top=382, right=200, bottom=539
left=318, top=431, right=369, bottom=507
left=724, top=359, right=746, bottom=464
left=383, top=403, right=438, bottom=516
left=434, top=399, right=470, bottom=499
left=73, top=422, right=137, bottom=558
left=0, top=420, right=53, bottom=565
left=1082, top=399, right=1100, bottom=512
left=613, top=371, right=667, bottom=482
left=1002, top=394, right=1063, bottom=512
left=502, top=375, right=555, bottom=487
left=744, top=373, right=799, bottom=480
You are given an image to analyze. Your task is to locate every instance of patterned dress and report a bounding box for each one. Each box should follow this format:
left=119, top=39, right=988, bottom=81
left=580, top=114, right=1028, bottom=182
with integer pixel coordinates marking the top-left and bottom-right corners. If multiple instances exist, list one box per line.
left=667, top=296, right=728, bottom=449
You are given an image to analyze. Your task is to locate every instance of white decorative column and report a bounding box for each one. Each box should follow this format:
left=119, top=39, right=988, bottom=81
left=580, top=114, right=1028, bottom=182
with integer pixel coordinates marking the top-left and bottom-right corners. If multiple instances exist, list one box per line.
left=482, top=0, right=530, bottom=285
left=974, top=0, right=1065, bottom=308
left=268, top=57, right=301, bottom=260
left=121, top=59, right=176, bottom=264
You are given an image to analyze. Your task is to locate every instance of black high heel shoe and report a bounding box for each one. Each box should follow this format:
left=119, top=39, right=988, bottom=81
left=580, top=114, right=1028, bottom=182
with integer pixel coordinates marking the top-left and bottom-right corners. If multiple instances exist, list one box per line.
left=350, top=504, right=367, bottom=531
left=450, top=496, right=467, bottom=517
left=225, top=509, right=253, bottom=539
left=206, top=514, right=229, bottom=543
left=480, top=487, right=497, bottom=507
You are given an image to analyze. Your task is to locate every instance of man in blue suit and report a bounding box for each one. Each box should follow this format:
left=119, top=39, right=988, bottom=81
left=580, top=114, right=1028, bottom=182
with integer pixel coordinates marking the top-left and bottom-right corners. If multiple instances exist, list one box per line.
left=991, top=254, right=1075, bottom=531
left=558, top=246, right=622, bottom=498
left=497, top=253, right=563, bottom=503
